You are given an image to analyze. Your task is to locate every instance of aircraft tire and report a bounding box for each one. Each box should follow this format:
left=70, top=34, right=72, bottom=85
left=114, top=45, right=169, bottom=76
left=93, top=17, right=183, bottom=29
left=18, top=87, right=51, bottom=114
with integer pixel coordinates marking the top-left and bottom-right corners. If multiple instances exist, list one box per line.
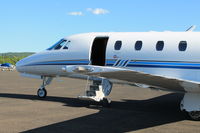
left=37, top=88, right=47, bottom=98
left=102, top=98, right=111, bottom=108
left=188, top=111, right=200, bottom=121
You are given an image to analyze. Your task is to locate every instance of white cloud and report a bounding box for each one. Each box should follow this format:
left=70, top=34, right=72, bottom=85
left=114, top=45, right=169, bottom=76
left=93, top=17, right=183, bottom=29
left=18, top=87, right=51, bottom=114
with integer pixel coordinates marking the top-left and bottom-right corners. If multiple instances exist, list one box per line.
left=87, top=8, right=109, bottom=15
left=67, top=8, right=109, bottom=16
left=68, top=12, right=83, bottom=16
left=86, top=8, right=93, bottom=12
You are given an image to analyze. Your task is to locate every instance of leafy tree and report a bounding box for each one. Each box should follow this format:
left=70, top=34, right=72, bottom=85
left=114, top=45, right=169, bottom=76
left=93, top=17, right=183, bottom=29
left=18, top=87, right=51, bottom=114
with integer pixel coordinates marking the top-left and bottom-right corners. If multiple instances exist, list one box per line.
left=0, top=52, right=34, bottom=65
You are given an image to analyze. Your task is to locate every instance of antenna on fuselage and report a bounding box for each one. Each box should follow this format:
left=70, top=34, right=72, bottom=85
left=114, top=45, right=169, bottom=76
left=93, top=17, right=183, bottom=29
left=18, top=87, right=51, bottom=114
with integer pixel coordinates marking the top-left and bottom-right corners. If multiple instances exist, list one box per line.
left=186, top=25, right=196, bottom=32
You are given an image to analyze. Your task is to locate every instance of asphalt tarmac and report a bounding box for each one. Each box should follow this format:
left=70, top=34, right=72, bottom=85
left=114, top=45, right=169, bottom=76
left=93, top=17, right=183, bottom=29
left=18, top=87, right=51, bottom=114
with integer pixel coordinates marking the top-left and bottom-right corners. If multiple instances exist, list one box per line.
left=0, top=71, right=200, bottom=133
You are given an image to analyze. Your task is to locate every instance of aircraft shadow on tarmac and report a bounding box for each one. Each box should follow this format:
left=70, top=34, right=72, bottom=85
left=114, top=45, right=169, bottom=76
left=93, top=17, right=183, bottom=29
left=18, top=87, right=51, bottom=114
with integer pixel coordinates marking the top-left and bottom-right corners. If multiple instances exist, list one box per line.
left=0, top=93, right=186, bottom=133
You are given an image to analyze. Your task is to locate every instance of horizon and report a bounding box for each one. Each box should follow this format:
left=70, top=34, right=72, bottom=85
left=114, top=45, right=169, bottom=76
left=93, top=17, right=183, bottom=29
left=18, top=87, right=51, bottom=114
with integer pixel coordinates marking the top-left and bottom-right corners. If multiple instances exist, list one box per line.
left=1, top=0, right=200, bottom=53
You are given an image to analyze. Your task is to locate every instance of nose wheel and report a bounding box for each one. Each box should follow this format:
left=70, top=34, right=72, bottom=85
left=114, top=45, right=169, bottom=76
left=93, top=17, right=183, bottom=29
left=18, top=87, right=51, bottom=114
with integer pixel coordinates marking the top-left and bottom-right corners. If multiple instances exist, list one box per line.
left=37, top=88, right=47, bottom=98
left=36, top=77, right=53, bottom=98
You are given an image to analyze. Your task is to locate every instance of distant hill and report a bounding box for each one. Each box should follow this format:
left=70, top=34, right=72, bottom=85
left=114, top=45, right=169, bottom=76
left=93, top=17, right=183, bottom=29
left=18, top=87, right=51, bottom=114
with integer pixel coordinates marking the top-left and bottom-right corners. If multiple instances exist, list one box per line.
left=0, top=52, right=35, bottom=65
left=0, top=52, right=35, bottom=57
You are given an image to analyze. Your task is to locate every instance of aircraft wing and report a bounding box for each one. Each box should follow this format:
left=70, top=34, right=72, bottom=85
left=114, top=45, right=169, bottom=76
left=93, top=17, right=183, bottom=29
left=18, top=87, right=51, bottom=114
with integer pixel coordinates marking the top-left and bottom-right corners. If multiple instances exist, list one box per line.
left=66, top=65, right=200, bottom=93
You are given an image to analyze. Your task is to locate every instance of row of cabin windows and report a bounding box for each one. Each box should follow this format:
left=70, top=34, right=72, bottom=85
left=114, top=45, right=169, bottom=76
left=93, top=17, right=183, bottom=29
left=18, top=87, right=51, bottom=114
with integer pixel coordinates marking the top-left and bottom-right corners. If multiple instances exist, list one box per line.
left=114, top=41, right=188, bottom=51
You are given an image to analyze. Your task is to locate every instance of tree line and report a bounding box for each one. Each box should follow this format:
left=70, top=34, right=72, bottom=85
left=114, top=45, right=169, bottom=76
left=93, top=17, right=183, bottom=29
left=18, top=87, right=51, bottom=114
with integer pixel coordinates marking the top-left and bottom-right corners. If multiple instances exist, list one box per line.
left=0, top=52, right=34, bottom=65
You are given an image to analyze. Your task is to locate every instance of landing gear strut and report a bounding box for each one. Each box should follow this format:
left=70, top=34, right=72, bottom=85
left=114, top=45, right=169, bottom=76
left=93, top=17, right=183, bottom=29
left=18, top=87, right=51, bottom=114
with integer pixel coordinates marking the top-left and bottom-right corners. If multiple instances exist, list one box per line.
left=37, top=76, right=53, bottom=98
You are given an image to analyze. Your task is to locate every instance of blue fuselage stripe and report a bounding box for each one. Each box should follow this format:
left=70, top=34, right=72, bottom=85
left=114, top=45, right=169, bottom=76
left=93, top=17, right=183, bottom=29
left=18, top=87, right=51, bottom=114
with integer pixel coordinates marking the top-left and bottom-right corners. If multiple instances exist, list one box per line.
left=23, top=60, right=200, bottom=69
left=126, top=64, right=200, bottom=69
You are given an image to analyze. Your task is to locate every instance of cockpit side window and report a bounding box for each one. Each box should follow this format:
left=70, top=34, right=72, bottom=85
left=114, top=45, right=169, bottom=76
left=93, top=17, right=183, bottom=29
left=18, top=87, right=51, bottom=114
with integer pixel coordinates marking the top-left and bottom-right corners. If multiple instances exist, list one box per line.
left=47, top=39, right=67, bottom=50
left=54, top=40, right=67, bottom=50
left=63, top=41, right=71, bottom=49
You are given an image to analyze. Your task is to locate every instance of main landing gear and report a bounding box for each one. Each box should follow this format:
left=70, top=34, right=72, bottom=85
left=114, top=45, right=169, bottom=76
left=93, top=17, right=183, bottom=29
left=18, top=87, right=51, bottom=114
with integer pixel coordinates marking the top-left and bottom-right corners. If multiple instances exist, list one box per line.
left=188, top=111, right=200, bottom=121
left=180, top=93, right=200, bottom=121
left=102, top=98, right=112, bottom=107
left=78, top=77, right=113, bottom=107
left=37, top=76, right=53, bottom=98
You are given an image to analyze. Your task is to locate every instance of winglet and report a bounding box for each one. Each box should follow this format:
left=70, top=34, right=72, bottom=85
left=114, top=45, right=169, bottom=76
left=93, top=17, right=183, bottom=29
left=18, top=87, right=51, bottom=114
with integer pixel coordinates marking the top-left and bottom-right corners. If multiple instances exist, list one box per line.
left=186, top=25, right=196, bottom=32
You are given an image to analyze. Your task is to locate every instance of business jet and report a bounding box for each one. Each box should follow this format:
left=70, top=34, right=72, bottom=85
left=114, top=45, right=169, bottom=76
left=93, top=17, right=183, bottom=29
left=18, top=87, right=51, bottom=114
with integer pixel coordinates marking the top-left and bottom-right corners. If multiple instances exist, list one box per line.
left=16, top=26, right=200, bottom=120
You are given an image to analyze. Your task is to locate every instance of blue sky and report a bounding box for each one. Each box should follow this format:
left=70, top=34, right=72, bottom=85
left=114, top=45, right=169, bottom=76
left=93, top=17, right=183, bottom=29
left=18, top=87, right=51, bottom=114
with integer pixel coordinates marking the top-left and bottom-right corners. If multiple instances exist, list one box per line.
left=0, top=0, right=200, bottom=52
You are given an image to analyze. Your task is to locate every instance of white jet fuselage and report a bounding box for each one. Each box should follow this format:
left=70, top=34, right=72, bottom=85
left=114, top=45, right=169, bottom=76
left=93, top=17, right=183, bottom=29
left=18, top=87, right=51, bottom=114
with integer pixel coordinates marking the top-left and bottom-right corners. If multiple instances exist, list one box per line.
left=16, top=32, right=200, bottom=82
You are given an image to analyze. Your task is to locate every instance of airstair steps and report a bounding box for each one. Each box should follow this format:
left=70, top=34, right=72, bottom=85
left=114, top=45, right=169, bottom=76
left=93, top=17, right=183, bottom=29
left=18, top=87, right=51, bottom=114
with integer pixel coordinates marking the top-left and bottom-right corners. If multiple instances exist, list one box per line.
left=86, top=90, right=96, bottom=96
left=89, top=85, right=100, bottom=91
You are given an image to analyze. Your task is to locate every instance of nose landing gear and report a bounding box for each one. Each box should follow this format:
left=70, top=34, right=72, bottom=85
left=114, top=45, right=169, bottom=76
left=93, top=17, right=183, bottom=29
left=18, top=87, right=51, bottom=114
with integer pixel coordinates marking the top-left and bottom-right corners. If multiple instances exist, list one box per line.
left=37, top=76, right=53, bottom=98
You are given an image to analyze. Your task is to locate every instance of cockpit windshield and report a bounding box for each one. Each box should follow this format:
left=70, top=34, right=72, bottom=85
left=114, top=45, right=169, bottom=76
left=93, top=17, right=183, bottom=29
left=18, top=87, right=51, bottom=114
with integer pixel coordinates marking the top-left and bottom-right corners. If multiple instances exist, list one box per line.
left=47, top=39, right=67, bottom=50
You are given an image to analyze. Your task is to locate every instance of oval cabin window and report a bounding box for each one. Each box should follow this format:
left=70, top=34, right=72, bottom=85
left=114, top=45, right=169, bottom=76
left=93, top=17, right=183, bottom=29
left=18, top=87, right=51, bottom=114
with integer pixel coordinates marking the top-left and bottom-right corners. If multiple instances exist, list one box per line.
left=156, top=41, right=164, bottom=51
left=179, top=41, right=187, bottom=51
left=114, top=41, right=122, bottom=50
left=135, top=41, right=142, bottom=51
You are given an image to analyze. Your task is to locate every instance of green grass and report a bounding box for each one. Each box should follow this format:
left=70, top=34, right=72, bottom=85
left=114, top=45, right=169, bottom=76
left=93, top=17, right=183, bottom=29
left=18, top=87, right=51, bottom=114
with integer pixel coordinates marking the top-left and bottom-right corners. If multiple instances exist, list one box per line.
left=0, top=52, right=35, bottom=65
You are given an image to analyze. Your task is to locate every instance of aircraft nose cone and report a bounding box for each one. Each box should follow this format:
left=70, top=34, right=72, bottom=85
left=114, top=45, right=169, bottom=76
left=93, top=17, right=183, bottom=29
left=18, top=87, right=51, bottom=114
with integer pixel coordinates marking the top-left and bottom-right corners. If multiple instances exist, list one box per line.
left=16, top=60, right=22, bottom=67
left=16, top=59, right=25, bottom=72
